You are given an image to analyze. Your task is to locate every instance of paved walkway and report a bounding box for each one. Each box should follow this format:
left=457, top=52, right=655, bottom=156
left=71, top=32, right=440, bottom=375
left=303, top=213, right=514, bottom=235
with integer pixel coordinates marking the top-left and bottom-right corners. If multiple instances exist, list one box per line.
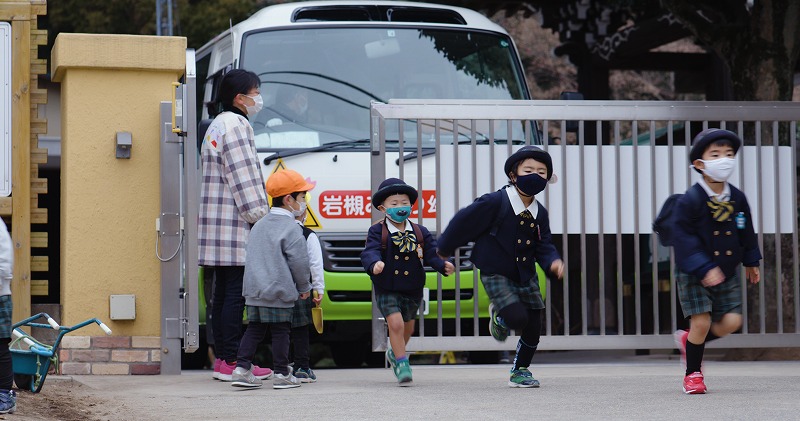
left=62, top=352, right=800, bottom=420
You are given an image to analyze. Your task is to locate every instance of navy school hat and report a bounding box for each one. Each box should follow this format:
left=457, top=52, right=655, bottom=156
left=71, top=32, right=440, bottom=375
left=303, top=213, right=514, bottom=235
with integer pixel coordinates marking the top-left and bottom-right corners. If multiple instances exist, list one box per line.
left=689, top=128, right=741, bottom=173
left=504, top=145, right=553, bottom=179
left=371, top=178, right=418, bottom=206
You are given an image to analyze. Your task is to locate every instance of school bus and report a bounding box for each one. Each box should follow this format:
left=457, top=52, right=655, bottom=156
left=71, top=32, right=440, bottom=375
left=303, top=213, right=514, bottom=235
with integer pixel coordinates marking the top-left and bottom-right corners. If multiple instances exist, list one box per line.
left=194, top=1, right=544, bottom=367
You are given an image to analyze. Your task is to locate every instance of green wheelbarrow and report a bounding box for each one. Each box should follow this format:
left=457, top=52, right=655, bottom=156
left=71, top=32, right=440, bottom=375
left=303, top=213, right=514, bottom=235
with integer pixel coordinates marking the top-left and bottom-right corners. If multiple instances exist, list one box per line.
left=10, top=313, right=112, bottom=393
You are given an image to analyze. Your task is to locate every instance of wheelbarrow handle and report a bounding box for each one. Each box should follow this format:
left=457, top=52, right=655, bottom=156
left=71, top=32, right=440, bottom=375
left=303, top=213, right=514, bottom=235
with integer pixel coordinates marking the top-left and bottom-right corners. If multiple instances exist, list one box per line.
left=46, top=317, right=60, bottom=330
left=12, top=329, right=36, bottom=348
left=98, top=322, right=112, bottom=335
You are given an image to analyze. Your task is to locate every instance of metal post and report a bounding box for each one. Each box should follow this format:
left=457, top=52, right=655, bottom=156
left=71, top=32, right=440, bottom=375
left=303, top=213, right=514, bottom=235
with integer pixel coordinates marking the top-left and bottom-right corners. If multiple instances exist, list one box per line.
left=159, top=101, right=182, bottom=374
left=156, top=0, right=162, bottom=36
left=182, top=50, right=200, bottom=354
left=159, top=51, right=200, bottom=375
left=166, top=0, right=174, bottom=36
left=369, top=105, right=387, bottom=352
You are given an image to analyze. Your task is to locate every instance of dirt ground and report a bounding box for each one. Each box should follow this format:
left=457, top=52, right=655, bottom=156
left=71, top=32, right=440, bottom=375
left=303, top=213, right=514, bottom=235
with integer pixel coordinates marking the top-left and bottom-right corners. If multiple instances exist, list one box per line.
left=7, top=378, right=119, bottom=421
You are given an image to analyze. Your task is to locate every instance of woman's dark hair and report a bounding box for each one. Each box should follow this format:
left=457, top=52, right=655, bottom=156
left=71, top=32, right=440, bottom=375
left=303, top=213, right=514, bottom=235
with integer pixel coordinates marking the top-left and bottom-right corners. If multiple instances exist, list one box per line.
left=271, top=192, right=303, bottom=208
left=210, top=69, right=261, bottom=114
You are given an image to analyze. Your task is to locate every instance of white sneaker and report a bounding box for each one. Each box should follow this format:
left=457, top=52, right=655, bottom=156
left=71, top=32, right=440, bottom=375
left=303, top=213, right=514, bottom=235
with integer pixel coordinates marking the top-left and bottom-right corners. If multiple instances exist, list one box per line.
left=231, top=367, right=262, bottom=388
left=273, top=366, right=301, bottom=389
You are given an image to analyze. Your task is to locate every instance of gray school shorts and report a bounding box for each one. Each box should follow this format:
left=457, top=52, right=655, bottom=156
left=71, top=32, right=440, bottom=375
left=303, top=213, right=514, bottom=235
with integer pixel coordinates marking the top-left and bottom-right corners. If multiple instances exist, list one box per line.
left=376, top=291, right=422, bottom=322
left=481, top=273, right=544, bottom=311
left=677, top=273, right=742, bottom=321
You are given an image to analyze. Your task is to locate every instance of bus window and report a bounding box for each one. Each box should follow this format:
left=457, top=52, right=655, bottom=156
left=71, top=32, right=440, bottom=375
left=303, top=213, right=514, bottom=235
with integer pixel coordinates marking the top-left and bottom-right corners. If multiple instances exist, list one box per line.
left=239, top=27, right=528, bottom=149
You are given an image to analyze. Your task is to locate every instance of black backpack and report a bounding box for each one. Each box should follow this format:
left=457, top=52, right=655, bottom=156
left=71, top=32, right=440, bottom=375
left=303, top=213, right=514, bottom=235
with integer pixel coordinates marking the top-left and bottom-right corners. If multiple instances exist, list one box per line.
left=653, top=187, right=703, bottom=247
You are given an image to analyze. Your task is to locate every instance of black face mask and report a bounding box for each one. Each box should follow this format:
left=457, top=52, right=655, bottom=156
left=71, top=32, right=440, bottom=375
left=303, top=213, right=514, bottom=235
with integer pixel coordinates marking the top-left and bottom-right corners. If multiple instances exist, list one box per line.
left=514, top=173, right=548, bottom=197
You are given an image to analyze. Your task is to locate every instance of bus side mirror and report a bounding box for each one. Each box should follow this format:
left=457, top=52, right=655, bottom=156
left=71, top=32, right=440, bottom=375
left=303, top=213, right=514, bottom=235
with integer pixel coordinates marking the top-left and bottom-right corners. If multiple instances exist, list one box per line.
left=560, top=91, right=584, bottom=133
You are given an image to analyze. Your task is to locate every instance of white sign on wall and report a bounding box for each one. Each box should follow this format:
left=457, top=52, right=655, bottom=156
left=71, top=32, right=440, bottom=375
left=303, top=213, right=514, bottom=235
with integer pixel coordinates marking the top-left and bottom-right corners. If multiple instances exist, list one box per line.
left=0, top=22, right=11, bottom=196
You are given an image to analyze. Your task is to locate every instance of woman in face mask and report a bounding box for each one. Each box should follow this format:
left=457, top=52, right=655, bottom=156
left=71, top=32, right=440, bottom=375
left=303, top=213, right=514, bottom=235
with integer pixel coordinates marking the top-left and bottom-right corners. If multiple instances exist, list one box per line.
left=198, top=68, right=273, bottom=382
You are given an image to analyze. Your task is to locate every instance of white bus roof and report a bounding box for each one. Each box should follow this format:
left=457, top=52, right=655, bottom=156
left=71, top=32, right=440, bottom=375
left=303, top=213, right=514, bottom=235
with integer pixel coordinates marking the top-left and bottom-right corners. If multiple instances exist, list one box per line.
left=198, top=1, right=509, bottom=58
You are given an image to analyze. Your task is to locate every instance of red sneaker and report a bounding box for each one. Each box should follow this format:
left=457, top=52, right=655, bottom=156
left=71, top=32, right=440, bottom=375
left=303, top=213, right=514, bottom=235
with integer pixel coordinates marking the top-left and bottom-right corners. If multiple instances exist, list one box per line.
left=683, top=371, right=707, bottom=394
left=212, top=358, right=222, bottom=380
left=252, top=364, right=273, bottom=380
left=673, top=330, right=689, bottom=369
left=218, top=360, right=236, bottom=382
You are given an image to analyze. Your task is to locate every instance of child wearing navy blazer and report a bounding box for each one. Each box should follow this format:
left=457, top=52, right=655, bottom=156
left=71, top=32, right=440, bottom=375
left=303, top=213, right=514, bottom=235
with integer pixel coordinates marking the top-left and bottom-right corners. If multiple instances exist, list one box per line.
left=360, top=178, right=454, bottom=385
left=671, top=129, right=761, bottom=394
left=437, top=145, right=564, bottom=388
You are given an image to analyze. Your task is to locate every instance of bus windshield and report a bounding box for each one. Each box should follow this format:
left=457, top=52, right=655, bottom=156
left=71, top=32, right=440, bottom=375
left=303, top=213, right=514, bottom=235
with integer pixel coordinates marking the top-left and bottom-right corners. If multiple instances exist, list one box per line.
left=240, top=26, right=528, bottom=150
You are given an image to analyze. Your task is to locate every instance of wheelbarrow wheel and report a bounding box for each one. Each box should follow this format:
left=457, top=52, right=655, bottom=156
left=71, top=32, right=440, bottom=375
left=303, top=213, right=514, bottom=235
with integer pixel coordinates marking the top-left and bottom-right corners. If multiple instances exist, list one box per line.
left=14, top=374, right=33, bottom=392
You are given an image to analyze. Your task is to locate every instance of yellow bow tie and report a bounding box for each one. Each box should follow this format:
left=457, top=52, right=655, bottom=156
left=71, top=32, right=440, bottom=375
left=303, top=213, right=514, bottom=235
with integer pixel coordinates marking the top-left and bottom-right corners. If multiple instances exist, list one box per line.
left=707, top=197, right=734, bottom=222
left=391, top=231, right=418, bottom=253
left=519, top=210, right=534, bottom=219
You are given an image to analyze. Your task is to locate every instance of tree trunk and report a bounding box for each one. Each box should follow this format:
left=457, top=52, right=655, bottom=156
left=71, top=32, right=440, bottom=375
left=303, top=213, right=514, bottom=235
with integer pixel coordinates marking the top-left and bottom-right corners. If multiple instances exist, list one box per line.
left=662, top=0, right=800, bottom=101
left=727, top=51, right=792, bottom=101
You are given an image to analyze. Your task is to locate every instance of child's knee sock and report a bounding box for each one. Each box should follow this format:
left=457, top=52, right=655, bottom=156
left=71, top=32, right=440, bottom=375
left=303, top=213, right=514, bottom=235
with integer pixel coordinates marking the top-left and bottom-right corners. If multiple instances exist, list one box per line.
left=498, top=302, right=528, bottom=330
left=512, top=339, right=538, bottom=371
left=513, top=309, right=541, bottom=370
left=685, top=340, right=705, bottom=375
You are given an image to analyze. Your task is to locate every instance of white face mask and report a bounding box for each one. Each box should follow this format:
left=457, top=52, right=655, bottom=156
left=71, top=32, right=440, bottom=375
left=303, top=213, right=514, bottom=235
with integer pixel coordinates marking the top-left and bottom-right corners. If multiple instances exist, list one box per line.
left=291, top=200, right=307, bottom=218
left=244, top=94, right=263, bottom=117
left=698, top=157, right=736, bottom=182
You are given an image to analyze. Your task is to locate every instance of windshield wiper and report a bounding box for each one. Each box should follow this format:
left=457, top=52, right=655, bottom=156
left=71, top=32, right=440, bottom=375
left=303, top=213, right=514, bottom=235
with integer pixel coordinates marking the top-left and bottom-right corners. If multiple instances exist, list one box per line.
left=394, top=138, right=506, bottom=165
left=395, top=149, right=436, bottom=165
left=262, top=139, right=371, bottom=165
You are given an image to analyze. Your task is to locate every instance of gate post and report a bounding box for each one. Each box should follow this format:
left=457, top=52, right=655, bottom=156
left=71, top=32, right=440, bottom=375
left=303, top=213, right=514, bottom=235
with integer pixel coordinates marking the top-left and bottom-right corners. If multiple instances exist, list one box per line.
left=52, top=33, right=187, bottom=375
left=369, top=104, right=387, bottom=352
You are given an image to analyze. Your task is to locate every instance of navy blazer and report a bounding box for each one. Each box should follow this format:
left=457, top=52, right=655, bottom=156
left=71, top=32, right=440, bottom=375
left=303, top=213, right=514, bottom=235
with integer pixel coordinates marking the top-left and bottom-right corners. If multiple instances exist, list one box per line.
left=360, top=220, right=448, bottom=295
left=437, top=187, right=560, bottom=284
left=673, top=183, right=761, bottom=279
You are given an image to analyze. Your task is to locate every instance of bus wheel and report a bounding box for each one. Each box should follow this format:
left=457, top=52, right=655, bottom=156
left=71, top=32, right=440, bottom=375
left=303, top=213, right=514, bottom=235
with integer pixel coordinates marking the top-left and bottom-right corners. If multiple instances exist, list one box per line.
left=364, top=350, right=385, bottom=368
left=467, top=350, right=500, bottom=364
left=330, top=341, right=368, bottom=368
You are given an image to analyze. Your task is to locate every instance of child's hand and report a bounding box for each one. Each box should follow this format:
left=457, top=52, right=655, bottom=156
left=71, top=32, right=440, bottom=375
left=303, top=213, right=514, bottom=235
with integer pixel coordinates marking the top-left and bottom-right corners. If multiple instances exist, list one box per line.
left=550, top=259, right=564, bottom=279
left=443, top=261, right=455, bottom=276
left=701, top=267, right=725, bottom=287
left=299, top=291, right=310, bottom=300
left=312, top=291, right=324, bottom=305
left=746, top=266, right=760, bottom=284
left=372, top=261, right=385, bottom=275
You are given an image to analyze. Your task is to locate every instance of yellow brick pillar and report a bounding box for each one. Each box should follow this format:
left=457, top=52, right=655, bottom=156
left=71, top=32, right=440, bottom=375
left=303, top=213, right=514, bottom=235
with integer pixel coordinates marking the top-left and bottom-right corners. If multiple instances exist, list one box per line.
left=51, top=34, right=186, bottom=374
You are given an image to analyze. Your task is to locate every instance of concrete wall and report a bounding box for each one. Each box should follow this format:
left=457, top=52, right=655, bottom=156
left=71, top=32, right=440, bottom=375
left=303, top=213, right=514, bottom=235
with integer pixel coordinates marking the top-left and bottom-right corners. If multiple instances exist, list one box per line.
left=52, top=34, right=186, bottom=339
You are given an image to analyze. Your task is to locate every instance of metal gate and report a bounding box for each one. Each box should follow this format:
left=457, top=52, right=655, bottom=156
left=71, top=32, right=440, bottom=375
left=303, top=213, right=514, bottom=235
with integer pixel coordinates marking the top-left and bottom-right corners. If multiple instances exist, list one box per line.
left=157, top=49, right=200, bottom=373
left=369, top=99, right=800, bottom=352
